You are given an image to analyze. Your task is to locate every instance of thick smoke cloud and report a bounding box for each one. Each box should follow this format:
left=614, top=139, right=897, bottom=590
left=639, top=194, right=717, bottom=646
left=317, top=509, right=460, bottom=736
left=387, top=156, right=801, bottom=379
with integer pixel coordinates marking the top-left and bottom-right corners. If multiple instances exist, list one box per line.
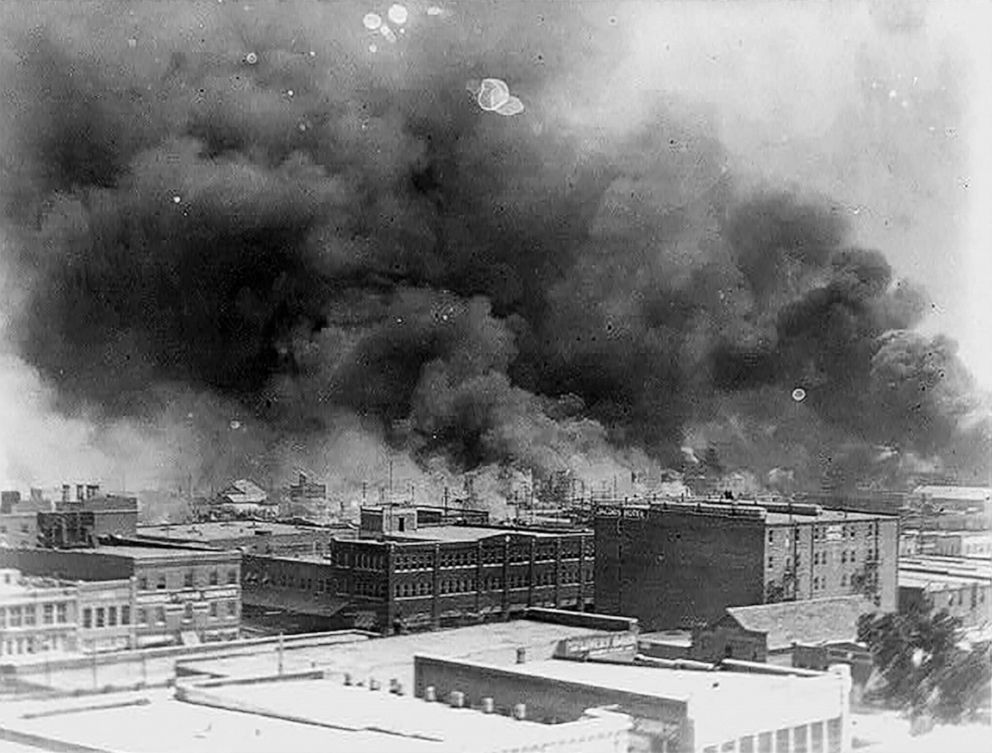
left=0, top=1, right=987, bottom=497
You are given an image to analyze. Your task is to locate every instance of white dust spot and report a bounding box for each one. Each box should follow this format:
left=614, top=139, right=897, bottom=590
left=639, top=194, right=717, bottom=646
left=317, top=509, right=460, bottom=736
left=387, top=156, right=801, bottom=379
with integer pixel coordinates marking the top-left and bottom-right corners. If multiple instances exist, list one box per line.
left=298, top=122, right=308, bottom=132
left=245, top=51, right=258, bottom=65
left=172, top=195, right=182, bottom=204
left=901, top=99, right=910, bottom=109
left=426, top=6, right=444, bottom=16
left=362, top=12, right=382, bottom=30
left=888, top=89, right=897, bottom=99
left=369, top=43, right=378, bottom=53
left=387, top=4, right=408, bottom=25
left=309, top=50, right=316, bottom=57
left=476, top=78, right=510, bottom=111
left=287, top=89, right=294, bottom=97
left=495, top=95, right=525, bottom=116
left=380, top=24, right=397, bottom=43
left=127, top=38, right=137, bottom=49
left=791, top=388, right=806, bottom=402
left=230, top=420, right=241, bottom=430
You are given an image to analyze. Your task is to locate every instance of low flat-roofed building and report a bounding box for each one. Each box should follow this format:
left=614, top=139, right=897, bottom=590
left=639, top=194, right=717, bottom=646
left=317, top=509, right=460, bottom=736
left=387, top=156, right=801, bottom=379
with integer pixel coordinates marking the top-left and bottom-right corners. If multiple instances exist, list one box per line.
left=0, top=680, right=632, bottom=753
left=415, top=653, right=853, bottom=752
left=899, top=555, right=992, bottom=632
left=176, top=617, right=634, bottom=692
left=690, top=596, right=875, bottom=665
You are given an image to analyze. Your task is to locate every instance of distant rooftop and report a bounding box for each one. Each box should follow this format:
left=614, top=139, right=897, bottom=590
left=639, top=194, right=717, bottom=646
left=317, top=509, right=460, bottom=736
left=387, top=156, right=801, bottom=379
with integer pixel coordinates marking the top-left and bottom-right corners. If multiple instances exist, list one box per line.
left=80, top=544, right=239, bottom=561
left=913, top=486, right=991, bottom=502
left=387, top=524, right=570, bottom=544
left=138, top=520, right=333, bottom=542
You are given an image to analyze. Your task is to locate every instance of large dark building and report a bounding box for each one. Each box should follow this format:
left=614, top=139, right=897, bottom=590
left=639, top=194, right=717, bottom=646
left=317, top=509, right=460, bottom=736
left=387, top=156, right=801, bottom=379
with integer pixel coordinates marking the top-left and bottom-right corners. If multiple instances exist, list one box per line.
left=240, top=504, right=594, bottom=634
left=37, top=484, right=139, bottom=547
left=595, top=498, right=898, bottom=630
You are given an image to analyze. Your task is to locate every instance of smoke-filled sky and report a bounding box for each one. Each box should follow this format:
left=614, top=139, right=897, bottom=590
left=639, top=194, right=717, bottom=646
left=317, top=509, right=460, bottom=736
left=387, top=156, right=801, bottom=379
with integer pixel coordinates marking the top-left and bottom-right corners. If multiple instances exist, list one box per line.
left=0, top=0, right=989, bottom=498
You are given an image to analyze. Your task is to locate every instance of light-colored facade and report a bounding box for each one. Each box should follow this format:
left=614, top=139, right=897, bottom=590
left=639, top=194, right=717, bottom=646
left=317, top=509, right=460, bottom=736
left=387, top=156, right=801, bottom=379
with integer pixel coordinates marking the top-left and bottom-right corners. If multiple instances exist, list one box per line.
left=0, top=568, right=77, bottom=658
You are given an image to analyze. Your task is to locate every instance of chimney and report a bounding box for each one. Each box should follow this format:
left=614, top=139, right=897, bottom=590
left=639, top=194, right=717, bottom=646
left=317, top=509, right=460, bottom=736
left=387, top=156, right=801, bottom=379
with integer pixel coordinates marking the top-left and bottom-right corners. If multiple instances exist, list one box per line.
left=424, top=686, right=436, bottom=702
left=481, top=697, right=495, bottom=714
left=448, top=690, right=465, bottom=709
left=62, top=484, right=70, bottom=503
left=513, top=703, right=527, bottom=721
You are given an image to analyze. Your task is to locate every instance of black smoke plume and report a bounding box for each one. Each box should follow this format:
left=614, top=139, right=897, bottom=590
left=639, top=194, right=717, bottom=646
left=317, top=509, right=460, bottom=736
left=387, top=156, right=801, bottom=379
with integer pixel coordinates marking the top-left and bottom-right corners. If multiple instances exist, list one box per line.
left=0, top=1, right=987, bottom=496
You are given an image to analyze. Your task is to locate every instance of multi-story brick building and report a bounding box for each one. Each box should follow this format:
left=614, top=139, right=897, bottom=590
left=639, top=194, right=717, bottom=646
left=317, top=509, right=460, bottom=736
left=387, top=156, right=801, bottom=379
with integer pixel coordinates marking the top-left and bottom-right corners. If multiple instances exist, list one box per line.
left=0, top=544, right=241, bottom=648
left=595, top=498, right=898, bottom=630
left=33, top=484, right=139, bottom=548
left=241, top=505, right=594, bottom=634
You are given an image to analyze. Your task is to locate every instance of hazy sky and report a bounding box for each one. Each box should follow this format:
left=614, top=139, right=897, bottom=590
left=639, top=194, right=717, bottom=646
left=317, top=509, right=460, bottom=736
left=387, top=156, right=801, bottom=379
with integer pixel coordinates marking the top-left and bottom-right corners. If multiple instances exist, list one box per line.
left=608, top=0, right=991, bottom=386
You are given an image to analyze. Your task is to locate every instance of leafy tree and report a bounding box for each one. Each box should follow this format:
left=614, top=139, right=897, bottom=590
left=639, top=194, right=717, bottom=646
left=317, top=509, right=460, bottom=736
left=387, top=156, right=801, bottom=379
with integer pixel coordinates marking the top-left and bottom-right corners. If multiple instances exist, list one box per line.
left=857, top=606, right=991, bottom=723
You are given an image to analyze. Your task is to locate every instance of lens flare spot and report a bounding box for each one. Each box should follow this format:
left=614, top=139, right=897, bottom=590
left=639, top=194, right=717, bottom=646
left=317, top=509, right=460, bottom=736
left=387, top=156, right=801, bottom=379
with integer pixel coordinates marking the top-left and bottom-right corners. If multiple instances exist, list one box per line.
left=791, top=388, right=807, bottom=402
left=476, top=78, right=510, bottom=111
left=362, top=12, right=382, bottom=30
left=387, top=4, right=408, bottom=25
left=495, top=95, right=525, bottom=117
left=245, top=51, right=258, bottom=65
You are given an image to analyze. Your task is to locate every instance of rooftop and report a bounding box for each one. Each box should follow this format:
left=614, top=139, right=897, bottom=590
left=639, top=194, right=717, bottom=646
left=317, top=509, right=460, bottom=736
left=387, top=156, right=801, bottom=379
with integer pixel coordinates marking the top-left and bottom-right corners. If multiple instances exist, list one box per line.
left=387, top=525, right=574, bottom=544
left=898, top=570, right=990, bottom=591
left=176, top=618, right=621, bottom=690
left=137, top=520, right=333, bottom=542
left=54, top=544, right=241, bottom=561
left=913, top=486, right=991, bottom=502
left=724, top=596, right=875, bottom=651
left=452, top=655, right=806, bottom=699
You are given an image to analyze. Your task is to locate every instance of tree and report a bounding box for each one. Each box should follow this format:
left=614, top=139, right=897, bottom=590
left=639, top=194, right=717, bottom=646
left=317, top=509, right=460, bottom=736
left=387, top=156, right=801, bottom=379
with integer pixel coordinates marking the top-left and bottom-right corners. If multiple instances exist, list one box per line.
left=857, top=607, right=991, bottom=724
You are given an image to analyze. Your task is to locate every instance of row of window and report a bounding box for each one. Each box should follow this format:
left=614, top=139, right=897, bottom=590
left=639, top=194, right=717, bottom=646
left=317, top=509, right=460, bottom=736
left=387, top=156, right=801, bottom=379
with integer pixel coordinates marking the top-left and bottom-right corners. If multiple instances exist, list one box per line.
left=0, top=602, right=70, bottom=628
left=138, top=568, right=238, bottom=591
left=82, top=605, right=130, bottom=629
left=701, top=717, right=842, bottom=753
left=134, top=600, right=238, bottom=625
left=330, top=551, right=385, bottom=570
left=394, top=568, right=594, bottom=598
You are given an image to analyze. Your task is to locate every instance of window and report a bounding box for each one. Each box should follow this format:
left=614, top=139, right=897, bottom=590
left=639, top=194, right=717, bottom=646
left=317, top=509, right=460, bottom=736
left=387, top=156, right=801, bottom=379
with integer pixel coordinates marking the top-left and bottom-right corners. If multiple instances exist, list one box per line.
left=768, top=530, right=774, bottom=542
left=108, top=606, right=117, bottom=626
left=156, top=575, right=166, bottom=590
left=227, top=601, right=237, bottom=617
left=768, top=557, right=774, bottom=568
left=183, top=602, right=193, bottom=621
left=184, top=571, right=194, bottom=588
left=56, top=603, right=67, bottom=624
left=138, top=609, right=147, bottom=624
left=96, top=607, right=105, bottom=628
left=841, top=551, right=847, bottom=564
left=138, top=576, right=148, bottom=590
left=841, top=574, right=847, bottom=587
left=227, top=569, right=237, bottom=585
left=82, top=608, right=92, bottom=629
left=9, top=607, right=21, bottom=628
left=43, top=603, right=54, bottom=625
left=209, top=570, right=218, bottom=586
left=209, top=602, right=218, bottom=618
left=121, top=606, right=130, bottom=625
left=155, top=607, right=165, bottom=624
left=24, top=605, right=36, bottom=626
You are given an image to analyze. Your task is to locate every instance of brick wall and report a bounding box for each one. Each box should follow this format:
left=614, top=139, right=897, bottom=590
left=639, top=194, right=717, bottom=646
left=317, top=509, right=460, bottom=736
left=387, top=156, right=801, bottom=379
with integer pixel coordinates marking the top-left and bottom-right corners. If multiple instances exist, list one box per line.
left=595, top=508, right=765, bottom=630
